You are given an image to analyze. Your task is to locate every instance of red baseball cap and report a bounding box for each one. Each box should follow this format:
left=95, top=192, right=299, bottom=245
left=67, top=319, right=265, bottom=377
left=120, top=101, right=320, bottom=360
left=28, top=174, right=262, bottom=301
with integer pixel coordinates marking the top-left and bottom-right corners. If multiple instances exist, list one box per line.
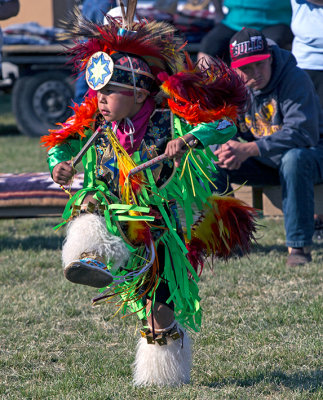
left=230, top=28, right=271, bottom=69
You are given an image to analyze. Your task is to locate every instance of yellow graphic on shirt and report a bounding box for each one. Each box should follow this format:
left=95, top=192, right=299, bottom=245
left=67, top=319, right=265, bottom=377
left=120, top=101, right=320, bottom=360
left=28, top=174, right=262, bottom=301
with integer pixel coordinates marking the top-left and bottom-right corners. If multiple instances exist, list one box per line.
left=244, top=99, right=282, bottom=137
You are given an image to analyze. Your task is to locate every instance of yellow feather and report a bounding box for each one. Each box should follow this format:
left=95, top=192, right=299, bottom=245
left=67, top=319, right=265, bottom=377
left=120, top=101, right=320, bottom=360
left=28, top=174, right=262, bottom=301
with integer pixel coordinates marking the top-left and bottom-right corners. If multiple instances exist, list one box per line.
left=104, top=127, right=139, bottom=204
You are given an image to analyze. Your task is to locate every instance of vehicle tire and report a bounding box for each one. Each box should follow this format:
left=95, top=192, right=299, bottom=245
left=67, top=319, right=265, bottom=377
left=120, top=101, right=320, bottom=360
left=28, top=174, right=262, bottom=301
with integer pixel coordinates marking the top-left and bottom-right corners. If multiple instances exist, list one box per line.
left=12, top=71, right=75, bottom=137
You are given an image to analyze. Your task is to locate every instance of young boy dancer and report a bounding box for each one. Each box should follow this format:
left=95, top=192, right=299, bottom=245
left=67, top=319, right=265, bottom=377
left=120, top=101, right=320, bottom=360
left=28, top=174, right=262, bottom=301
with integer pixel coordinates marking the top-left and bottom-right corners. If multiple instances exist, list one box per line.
left=41, top=4, right=256, bottom=386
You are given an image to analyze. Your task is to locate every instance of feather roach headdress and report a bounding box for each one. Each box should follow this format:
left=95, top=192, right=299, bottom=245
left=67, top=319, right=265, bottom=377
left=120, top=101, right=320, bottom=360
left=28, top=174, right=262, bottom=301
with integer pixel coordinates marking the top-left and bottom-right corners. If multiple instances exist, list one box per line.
left=60, top=1, right=185, bottom=86
left=42, top=0, right=186, bottom=148
left=158, top=55, right=249, bottom=125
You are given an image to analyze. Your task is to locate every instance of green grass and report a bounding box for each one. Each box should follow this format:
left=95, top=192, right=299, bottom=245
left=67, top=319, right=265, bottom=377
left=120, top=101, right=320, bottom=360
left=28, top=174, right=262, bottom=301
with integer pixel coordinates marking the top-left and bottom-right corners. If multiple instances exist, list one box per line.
left=0, top=93, right=49, bottom=172
left=0, top=92, right=18, bottom=135
left=0, top=93, right=323, bottom=399
left=0, top=218, right=322, bottom=399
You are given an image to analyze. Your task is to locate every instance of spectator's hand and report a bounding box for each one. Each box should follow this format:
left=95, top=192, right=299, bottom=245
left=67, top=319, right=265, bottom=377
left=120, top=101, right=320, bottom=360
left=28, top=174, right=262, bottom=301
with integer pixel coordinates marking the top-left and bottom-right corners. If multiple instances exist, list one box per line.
left=165, top=134, right=196, bottom=168
left=214, top=140, right=259, bottom=170
left=52, top=161, right=75, bottom=185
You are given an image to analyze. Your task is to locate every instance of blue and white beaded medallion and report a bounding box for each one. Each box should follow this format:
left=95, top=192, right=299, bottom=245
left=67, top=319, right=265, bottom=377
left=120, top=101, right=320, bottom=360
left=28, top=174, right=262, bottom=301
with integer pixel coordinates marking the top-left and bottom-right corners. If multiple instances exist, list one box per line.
left=86, top=51, right=114, bottom=90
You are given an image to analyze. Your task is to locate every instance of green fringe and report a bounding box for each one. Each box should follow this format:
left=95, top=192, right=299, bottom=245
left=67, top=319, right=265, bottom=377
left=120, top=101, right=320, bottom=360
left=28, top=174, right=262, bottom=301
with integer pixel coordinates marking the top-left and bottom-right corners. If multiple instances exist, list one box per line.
left=57, top=117, right=235, bottom=332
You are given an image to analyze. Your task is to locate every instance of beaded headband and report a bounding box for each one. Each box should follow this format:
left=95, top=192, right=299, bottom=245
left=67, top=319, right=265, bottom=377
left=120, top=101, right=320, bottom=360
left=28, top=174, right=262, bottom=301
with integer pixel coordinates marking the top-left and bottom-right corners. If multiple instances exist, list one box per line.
left=86, top=51, right=156, bottom=94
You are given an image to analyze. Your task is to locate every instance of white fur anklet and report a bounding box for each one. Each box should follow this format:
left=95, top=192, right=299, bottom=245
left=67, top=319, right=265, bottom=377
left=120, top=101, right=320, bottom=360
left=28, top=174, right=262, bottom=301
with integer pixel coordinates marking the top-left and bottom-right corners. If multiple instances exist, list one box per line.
left=133, top=323, right=191, bottom=386
left=62, top=213, right=130, bottom=270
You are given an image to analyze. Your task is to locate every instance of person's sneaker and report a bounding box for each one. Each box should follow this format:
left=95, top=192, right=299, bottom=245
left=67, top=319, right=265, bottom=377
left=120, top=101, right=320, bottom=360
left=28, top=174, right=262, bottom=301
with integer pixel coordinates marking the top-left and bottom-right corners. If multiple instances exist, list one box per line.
left=287, top=248, right=312, bottom=266
left=64, top=258, right=113, bottom=288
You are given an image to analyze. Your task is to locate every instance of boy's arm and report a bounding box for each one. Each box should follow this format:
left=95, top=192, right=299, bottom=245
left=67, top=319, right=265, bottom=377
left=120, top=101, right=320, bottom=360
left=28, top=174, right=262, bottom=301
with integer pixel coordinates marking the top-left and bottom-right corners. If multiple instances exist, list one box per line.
left=183, top=118, right=237, bottom=149
left=47, top=139, right=81, bottom=176
left=166, top=117, right=237, bottom=167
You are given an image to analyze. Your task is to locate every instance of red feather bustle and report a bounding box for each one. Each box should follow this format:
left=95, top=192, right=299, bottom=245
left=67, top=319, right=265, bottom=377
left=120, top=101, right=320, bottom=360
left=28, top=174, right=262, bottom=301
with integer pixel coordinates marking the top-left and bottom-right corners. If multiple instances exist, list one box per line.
left=186, top=195, right=257, bottom=275
left=159, top=55, right=249, bottom=125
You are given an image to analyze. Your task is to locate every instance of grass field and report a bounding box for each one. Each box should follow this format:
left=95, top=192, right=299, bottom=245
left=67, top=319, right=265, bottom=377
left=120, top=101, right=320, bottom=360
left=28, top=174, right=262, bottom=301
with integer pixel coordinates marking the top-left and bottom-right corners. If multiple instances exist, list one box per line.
left=0, top=93, right=323, bottom=399
left=0, top=93, right=48, bottom=172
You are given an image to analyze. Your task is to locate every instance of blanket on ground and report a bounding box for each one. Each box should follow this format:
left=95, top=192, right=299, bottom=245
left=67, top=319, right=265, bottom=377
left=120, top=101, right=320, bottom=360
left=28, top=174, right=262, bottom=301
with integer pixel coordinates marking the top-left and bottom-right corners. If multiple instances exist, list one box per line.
left=0, top=172, right=83, bottom=208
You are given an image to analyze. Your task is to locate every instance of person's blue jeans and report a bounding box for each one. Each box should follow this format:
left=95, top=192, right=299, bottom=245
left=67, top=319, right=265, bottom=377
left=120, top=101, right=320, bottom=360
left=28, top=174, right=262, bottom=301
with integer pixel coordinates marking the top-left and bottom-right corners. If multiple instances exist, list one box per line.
left=213, top=147, right=323, bottom=248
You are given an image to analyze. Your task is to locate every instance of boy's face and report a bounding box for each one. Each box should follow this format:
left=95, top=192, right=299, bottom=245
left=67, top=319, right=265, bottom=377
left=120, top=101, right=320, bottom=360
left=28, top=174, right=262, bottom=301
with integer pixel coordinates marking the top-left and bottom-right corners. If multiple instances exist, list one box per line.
left=97, top=85, right=146, bottom=122
left=236, top=57, right=272, bottom=90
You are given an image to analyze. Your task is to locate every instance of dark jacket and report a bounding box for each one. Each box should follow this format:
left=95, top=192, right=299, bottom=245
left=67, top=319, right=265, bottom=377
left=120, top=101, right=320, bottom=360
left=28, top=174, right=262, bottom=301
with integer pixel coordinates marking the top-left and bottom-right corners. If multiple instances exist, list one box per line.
left=239, top=42, right=323, bottom=168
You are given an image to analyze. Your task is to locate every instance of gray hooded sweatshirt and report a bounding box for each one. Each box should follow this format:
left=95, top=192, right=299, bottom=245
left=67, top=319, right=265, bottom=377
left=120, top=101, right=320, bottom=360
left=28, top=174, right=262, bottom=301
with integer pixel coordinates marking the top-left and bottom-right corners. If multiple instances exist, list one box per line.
left=239, top=42, right=323, bottom=169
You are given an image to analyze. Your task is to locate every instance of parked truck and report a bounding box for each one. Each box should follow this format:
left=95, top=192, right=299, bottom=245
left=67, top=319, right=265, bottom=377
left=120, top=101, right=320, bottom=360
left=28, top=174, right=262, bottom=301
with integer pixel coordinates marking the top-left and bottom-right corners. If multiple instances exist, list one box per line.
left=1, top=43, right=74, bottom=137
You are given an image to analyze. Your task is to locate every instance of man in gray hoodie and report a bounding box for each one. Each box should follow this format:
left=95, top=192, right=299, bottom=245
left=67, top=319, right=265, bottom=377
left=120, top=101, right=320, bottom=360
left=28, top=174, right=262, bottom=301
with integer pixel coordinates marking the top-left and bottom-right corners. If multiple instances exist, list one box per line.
left=213, top=27, right=323, bottom=266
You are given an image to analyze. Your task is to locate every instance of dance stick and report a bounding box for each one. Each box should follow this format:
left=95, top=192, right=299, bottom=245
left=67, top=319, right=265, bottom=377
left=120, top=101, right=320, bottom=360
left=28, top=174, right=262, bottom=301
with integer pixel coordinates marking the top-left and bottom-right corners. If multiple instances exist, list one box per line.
left=72, top=124, right=106, bottom=167
left=128, top=139, right=198, bottom=177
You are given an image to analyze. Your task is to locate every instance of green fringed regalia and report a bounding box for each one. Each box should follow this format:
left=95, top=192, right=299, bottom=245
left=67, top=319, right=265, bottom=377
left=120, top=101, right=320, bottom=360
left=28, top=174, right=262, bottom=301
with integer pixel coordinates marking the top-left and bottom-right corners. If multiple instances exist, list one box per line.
left=45, top=107, right=239, bottom=332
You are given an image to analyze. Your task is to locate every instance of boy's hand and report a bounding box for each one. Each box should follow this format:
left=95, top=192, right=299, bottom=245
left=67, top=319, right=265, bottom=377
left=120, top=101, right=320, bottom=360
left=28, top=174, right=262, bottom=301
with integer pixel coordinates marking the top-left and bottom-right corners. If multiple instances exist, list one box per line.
left=165, top=134, right=196, bottom=168
left=52, top=161, right=75, bottom=185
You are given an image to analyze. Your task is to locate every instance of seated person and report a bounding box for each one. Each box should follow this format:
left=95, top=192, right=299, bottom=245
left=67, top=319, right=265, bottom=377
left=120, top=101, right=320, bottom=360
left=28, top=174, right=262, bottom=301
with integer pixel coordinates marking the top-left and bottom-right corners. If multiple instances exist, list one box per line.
left=198, top=0, right=293, bottom=65
left=290, top=0, right=323, bottom=238
left=211, top=27, right=323, bottom=266
left=291, top=0, right=323, bottom=108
